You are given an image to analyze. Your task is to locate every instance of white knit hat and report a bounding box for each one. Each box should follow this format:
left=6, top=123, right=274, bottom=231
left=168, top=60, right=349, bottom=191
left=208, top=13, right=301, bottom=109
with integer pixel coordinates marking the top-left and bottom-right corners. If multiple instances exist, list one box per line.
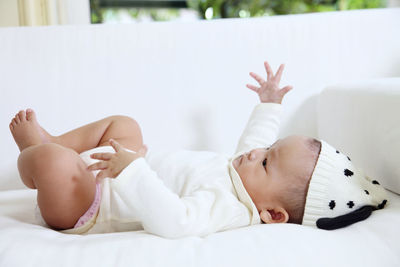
left=302, top=140, right=388, bottom=230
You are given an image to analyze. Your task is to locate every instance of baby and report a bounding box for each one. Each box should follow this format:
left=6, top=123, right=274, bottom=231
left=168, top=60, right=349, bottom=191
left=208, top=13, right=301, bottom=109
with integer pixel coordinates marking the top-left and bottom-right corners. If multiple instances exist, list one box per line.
left=10, top=61, right=388, bottom=237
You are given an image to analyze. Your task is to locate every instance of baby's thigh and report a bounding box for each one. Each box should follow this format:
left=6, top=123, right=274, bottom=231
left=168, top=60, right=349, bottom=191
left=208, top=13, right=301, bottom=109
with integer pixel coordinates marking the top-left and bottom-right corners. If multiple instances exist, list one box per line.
left=27, top=143, right=96, bottom=230
left=98, top=115, right=143, bottom=152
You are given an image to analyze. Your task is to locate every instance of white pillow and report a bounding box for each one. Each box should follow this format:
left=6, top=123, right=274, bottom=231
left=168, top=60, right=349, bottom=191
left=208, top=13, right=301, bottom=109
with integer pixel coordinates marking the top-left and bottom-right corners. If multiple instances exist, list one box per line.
left=317, top=78, right=400, bottom=194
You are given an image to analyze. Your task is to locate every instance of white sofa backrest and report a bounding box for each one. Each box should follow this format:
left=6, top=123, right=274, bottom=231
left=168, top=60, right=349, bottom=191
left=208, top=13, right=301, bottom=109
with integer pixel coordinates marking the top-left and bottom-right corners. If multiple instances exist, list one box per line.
left=318, top=78, right=400, bottom=194
left=1, top=8, right=399, bottom=177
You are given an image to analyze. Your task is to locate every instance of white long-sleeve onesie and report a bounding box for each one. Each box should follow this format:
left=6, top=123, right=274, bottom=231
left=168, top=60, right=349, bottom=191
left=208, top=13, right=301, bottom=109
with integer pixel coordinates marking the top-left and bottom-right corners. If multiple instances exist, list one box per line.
left=67, top=103, right=281, bottom=237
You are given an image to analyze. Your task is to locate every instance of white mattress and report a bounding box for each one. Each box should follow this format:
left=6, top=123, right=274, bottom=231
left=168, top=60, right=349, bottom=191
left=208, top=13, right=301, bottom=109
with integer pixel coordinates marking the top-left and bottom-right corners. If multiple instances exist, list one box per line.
left=0, top=187, right=399, bottom=267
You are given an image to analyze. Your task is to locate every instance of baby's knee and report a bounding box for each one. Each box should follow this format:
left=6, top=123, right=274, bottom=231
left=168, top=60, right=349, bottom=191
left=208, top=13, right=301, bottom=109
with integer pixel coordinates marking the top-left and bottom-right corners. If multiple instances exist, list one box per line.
left=18, top=143, right=76, bottom=178
left=110, top=115, right=140, bottom=128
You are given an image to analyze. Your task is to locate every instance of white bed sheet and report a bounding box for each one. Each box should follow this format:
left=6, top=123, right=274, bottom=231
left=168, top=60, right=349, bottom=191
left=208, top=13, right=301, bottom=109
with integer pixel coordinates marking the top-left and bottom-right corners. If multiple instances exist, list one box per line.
left=0, top=187, right=399, bottom=267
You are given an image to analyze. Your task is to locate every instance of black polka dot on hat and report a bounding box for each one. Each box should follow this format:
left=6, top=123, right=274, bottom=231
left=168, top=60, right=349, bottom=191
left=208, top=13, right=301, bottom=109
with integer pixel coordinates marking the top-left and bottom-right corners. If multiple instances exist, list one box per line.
left=347, top=201, right=354, bottom=208
left=344, top=169, right=354, bottom=177
left=329, top=200, right=336, bottom=210
left=364, top=190, right=369, bottom=195
left=347, top=156, right=351, bottom=161
left=372, top=180, right=380, bottom=185
left=336, top=150, right=340, bottom=154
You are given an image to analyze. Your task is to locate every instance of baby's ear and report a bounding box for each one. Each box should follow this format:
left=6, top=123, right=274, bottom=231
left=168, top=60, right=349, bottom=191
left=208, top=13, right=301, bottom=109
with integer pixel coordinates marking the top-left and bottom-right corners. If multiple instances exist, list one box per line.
left=260, top=207, right=289, bottom=224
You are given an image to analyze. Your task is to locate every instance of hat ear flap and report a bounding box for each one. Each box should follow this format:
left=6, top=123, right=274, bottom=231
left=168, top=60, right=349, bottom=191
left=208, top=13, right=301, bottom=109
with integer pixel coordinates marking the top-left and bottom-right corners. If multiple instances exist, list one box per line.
left=316, top=205, right=376, bottom=230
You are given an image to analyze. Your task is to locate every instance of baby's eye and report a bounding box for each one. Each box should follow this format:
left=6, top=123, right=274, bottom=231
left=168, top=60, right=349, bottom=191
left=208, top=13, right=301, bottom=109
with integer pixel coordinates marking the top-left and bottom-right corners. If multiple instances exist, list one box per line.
left=262, top=158, right=267, bottom=168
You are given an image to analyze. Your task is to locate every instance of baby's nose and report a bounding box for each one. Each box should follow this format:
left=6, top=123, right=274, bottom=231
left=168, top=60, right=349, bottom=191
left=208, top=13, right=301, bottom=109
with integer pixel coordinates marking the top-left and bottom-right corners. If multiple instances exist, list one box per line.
left=248, top=150, right=256, bottom=160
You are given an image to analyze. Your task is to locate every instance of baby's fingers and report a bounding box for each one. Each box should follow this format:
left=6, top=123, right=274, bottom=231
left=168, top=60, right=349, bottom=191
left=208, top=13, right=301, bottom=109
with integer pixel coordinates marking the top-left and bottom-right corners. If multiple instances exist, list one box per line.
left=249, top=72, right=265, bottom=85
left=90, top=152, right=113, bottom=160
left=87, top=161, right=108, bottom=171
left=138, top=145, right=148, bottom=157
left=109, top=139, right=123, bottom=152
left=275, top=64, right=285, bottom=83
left=246, top=84, right=259, bottom=93
left=280, top=85, right=293, bottom=96
left=264, top=61, right=273, bottom=80
left=96, top=170, right=111, bottom=180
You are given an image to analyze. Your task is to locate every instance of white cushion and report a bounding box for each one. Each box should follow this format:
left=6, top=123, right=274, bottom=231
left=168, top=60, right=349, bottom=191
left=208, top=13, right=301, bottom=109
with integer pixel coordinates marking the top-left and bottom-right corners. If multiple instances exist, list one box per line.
left=317, top=78, right=400, bottom=194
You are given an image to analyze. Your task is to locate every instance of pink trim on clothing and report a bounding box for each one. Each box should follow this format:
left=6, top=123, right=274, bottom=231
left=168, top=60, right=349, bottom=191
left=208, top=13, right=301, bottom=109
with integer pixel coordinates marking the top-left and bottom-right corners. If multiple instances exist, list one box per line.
left=74, top=182, right=101, bottom=228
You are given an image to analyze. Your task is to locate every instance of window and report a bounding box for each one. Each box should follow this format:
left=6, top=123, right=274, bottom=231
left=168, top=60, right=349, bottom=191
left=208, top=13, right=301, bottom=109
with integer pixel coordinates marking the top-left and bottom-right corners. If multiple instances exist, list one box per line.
left=91, top=0, right=198, bottom=23
left=90, top=0, right=387, bottom=24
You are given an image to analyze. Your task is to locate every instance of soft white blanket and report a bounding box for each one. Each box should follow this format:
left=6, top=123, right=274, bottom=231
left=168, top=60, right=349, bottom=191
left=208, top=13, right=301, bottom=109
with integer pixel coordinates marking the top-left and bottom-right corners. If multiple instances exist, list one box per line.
left=0, top=188, right=399, bottom=267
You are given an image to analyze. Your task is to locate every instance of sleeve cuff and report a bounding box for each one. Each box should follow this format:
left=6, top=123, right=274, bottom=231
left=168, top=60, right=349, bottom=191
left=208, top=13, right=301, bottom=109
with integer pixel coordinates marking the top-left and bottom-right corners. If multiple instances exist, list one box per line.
left=254, top=102, right=282, bottom=112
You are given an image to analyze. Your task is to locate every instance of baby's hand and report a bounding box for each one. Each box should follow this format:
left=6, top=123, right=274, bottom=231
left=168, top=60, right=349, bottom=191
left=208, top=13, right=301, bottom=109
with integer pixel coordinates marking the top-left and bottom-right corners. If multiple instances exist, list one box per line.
left=246, top=61, right=293, bottom=104
left=87, top=139, right=148, bottom=181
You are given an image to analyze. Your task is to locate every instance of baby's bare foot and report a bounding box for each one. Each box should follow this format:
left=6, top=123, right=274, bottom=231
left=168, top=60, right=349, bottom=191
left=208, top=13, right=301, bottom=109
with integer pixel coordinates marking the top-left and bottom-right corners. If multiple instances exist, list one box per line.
left=9, top=109, right=54, bottom=151
left=25, top=109, right=53, bottom=144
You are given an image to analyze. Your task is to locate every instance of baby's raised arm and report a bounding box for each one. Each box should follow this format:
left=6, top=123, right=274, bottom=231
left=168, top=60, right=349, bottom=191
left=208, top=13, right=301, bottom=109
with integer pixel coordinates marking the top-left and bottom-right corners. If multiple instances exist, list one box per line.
left=234, top=61, right=293, bottom=154
left=246, top=61, right=293, bottom=104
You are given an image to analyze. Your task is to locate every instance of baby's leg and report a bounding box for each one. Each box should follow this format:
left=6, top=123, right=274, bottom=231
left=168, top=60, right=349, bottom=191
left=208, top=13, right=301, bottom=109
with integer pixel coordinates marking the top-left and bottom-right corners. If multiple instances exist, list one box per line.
left=11, top=109, right=143, bottom=154
left=9, top=110, right=143, bottom=229
left=10, top=110, right=143, bottom=229
left=18, top=143, right=95, bottom=230
left=55, top=115, right=143, bottom=154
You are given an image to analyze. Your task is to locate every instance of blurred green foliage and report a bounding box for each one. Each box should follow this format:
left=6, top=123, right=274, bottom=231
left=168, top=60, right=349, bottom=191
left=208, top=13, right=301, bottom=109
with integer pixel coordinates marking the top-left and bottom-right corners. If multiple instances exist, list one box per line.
left=187, top=0, right=386, bottom=19
left=90, top=0, right=385, bottom=23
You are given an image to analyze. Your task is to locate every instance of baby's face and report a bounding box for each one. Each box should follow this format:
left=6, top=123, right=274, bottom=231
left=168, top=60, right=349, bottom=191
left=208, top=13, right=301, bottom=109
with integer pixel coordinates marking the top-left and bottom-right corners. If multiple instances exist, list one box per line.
left=233, top=135, right=316, bottom=211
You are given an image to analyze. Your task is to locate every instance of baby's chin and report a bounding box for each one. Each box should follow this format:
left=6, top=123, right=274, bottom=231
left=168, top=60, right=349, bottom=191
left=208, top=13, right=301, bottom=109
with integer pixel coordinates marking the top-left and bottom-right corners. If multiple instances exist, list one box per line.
left=232, top=155, right=241, bottom=170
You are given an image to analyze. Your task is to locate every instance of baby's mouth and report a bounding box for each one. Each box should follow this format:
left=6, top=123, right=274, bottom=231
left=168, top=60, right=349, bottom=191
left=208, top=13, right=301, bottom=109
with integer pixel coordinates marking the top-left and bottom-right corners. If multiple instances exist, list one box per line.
left=232, top=155, right=242, bottom=169
left=236, top=155, right=243, bottom=166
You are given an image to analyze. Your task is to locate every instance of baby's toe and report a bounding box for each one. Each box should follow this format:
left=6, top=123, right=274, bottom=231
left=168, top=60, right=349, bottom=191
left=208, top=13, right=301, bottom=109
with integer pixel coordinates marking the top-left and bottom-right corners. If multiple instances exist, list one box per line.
left=26, top=108, right=36, bottom=121
left=9, top=122, right=13, bottom=131
left=17, top=110, right=26, bottom=122
left=14, top=113, right=20, bottom=123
